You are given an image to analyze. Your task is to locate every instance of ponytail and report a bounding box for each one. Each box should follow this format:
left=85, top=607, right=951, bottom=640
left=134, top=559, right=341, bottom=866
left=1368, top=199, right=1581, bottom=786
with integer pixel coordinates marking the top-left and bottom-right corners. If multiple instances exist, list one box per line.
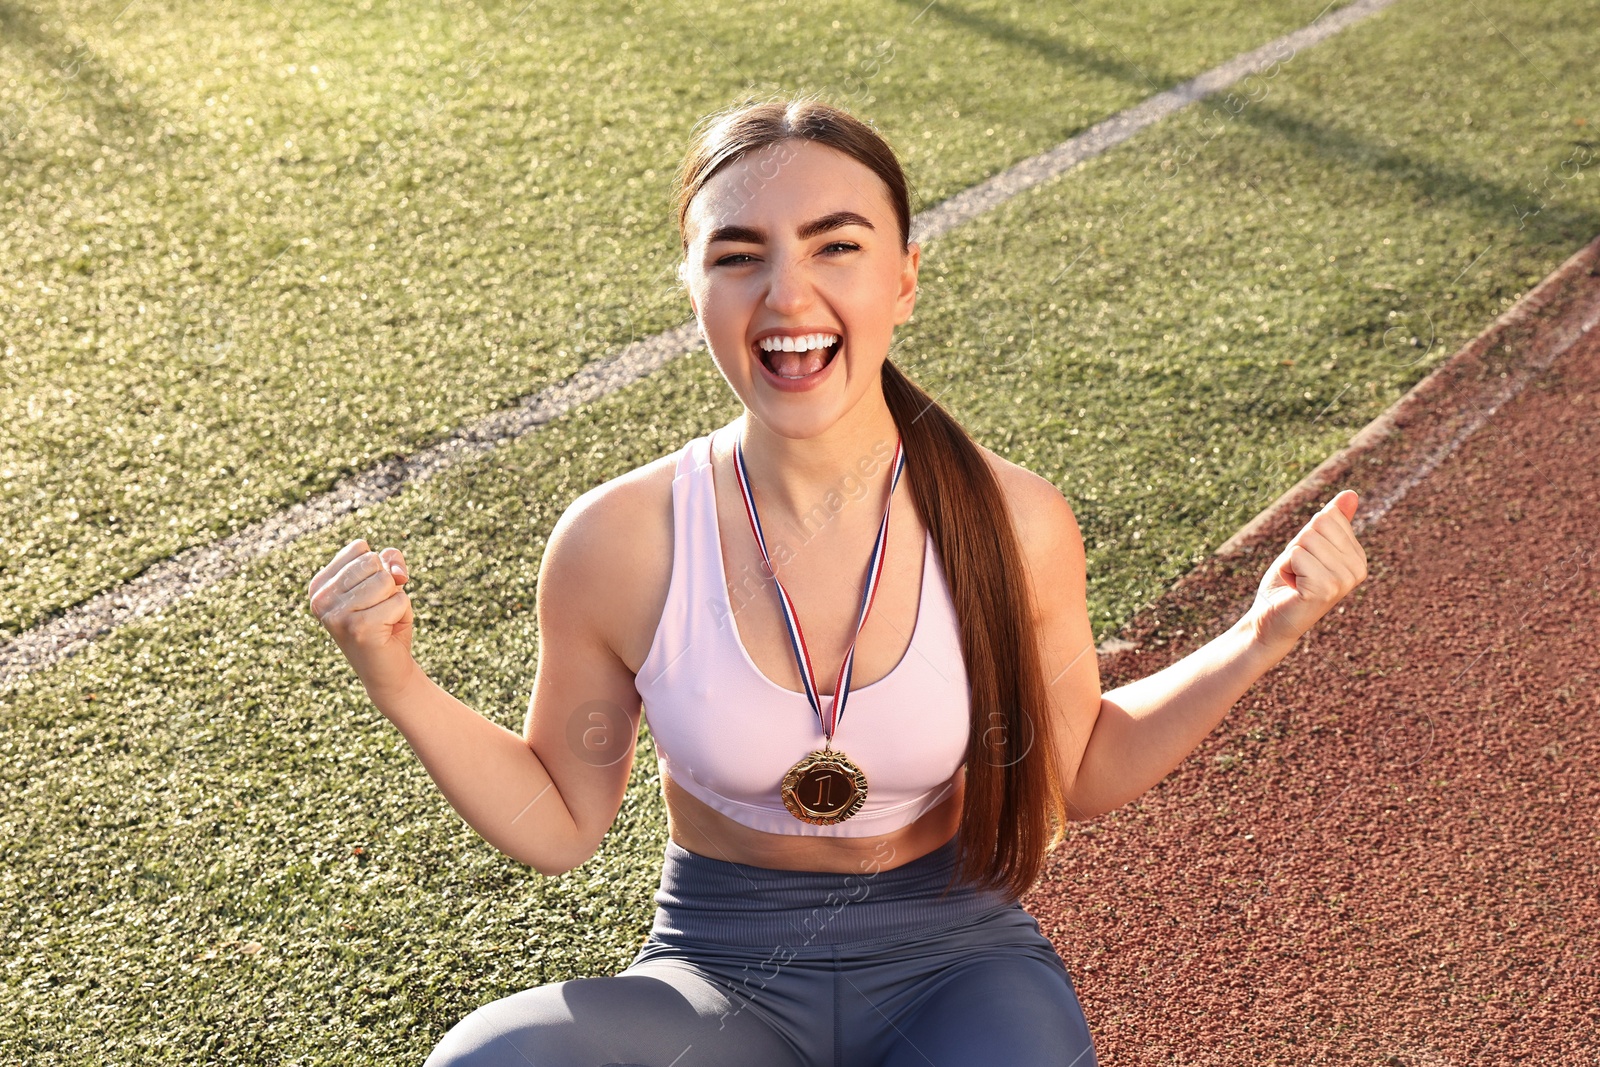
left=882, top=360, right=1071, bottom=900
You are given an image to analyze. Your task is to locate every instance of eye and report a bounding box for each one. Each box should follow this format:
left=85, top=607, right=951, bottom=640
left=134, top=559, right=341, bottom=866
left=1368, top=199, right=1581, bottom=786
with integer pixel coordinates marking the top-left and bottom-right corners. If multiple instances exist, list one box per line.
left=710, top=242, right=858, bottom=266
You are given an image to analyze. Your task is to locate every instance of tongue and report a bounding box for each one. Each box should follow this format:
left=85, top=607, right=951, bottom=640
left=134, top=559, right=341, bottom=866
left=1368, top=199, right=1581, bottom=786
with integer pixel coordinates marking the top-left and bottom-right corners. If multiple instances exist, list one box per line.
left=769, top=348, right=829, bottom=378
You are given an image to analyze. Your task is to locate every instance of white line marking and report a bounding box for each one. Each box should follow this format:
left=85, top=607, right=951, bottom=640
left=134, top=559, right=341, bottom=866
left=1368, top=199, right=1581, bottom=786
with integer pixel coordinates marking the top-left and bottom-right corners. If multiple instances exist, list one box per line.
left=1353, top=302, right=1600, bottom=533
left=907, top=0, right=1399, bottom=244
left=0, top=0, right=1399, bottom=683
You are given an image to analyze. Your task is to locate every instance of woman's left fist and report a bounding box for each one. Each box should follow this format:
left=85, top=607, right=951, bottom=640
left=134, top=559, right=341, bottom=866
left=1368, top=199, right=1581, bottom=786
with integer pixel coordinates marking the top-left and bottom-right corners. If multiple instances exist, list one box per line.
left=1245, top=489, right=1369, bottom=651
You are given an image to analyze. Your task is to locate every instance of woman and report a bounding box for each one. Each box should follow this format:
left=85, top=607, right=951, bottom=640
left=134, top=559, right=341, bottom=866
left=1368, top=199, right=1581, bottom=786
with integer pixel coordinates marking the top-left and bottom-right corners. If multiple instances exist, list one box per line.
left=309, top=97, right=1367, bottom=1066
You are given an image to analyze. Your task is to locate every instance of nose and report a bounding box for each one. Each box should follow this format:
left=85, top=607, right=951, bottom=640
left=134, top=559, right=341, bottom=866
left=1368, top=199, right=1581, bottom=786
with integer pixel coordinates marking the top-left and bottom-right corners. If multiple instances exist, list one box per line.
left=763, top=248, right=814, bottom=317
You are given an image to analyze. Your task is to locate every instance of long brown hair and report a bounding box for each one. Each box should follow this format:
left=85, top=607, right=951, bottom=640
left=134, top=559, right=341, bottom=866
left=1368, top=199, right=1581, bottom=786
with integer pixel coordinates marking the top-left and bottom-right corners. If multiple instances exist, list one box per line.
left=674, top=96, right=1071, bottom=900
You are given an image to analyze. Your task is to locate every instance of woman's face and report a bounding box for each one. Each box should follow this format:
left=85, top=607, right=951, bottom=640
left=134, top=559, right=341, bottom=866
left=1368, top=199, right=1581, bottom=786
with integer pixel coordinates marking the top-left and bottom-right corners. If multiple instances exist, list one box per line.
left=680, top=139, right=920, bottom=439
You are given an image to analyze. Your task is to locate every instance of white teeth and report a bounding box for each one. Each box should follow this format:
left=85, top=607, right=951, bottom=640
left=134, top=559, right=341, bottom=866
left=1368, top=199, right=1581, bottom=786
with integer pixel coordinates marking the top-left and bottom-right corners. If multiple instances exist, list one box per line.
left=757, top=332, right=840, bottom=353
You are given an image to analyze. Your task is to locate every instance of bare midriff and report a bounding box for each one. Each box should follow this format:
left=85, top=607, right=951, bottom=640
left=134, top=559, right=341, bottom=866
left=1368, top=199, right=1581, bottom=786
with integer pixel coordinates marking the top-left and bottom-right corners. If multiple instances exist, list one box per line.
left=661, top=764, right=965, bottom=873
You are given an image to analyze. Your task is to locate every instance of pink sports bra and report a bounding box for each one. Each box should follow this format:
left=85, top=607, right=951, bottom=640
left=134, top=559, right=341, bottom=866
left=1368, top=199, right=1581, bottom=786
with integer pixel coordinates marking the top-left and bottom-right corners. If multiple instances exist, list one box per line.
left=634, top=429, right=971, bottom=837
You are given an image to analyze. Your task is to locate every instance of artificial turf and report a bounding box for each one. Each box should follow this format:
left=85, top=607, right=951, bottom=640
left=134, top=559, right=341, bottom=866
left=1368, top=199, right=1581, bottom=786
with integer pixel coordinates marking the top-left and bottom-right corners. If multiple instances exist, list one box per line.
left=2, top=0, right=1363, bottom=635
left=2, top=0, right=1596, bottom=1061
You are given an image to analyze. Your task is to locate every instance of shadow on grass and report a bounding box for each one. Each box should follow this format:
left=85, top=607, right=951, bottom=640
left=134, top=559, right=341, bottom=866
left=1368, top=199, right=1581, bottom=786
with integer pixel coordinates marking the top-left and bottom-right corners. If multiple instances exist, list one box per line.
left=0, top=0, right=154, bottom=148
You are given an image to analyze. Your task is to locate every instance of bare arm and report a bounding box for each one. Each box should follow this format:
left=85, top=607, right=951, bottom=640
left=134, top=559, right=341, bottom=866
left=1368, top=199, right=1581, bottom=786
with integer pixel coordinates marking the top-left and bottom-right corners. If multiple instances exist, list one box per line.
left=1065, top=491, right=1367, bottom=819
left=367, top=666, right=583, bottom=875
left=308, top=476, right=651, bottom=877
left=998, top=456, right=1367, bottom=821
left=308, top=537, right=588, bottom=875
left=1067, top=616, right=1291, bottom=819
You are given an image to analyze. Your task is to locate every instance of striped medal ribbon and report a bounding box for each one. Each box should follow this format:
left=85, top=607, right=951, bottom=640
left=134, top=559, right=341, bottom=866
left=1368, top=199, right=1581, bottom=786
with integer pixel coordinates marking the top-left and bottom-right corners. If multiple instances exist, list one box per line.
left=733, top=430, right=906, bottom=825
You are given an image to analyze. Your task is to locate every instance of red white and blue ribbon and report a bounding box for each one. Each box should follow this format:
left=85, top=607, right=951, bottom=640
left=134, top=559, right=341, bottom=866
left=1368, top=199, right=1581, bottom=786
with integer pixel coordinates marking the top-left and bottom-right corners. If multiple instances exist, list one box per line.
left=733, top=431, right=906, bottom=745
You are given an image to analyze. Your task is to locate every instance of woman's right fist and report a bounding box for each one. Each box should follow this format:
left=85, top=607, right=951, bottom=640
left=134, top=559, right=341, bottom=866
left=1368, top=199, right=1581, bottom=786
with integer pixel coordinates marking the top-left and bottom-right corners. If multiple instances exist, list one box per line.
left=308, top=538, right=419, bottom=705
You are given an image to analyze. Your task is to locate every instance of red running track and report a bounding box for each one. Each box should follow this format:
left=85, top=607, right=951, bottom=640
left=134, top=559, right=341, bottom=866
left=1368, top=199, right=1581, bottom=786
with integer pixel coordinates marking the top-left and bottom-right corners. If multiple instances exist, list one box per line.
left=1028, top=241, right=1600, bottom=1066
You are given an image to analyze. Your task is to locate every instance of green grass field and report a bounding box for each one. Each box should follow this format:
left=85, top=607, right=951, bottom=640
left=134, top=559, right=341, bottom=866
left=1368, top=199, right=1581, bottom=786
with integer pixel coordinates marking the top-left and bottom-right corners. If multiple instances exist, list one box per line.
left=1, top=0, right=1340, bottom=636
left=3, top=0, right=1596, bottom=1061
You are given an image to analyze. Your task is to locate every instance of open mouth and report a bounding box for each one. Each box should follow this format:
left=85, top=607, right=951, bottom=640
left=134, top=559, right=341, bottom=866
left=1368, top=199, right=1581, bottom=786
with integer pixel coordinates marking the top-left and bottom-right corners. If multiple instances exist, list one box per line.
left=756, top=333, right=842, bottom=380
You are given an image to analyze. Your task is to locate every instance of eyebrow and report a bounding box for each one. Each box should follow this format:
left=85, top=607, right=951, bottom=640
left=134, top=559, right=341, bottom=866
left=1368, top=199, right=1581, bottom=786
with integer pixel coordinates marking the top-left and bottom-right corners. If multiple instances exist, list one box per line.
left=706, top=210, right=876, bottom=245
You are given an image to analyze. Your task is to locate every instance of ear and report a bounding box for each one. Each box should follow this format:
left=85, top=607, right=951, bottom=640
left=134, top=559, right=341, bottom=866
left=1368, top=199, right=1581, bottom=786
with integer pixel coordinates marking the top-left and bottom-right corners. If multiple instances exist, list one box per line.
left=893, top=241, right=921, bottom=326
left=678, top=261, right=698, bottom=318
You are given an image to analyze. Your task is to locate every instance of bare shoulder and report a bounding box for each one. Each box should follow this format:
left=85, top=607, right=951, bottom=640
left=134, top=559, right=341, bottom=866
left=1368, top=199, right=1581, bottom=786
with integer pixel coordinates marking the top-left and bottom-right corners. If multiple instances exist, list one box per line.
left=548, top=448, right=678, bottom=550
left=975, top=446, right=1084, bottom=553
left=541, top=447, right=681, bottom=675
left=973, top=445, right=1088, bottom=600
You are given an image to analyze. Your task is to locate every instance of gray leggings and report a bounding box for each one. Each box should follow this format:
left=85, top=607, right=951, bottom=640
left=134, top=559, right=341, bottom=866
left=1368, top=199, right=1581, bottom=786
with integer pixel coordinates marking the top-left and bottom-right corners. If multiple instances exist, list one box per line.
left=424, top=832, right=1098, bottom=1066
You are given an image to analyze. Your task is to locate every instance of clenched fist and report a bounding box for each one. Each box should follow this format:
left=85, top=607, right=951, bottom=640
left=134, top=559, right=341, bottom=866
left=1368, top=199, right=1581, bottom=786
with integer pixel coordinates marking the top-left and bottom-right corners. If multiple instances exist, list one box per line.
left=1246, top=490, right=1369, bottom=651
left=308, top=538, right=420, bottom=706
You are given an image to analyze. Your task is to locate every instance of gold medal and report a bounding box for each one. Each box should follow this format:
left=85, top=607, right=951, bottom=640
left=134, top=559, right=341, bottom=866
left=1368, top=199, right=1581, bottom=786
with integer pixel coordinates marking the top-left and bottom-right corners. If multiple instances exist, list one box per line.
left=781, top=747, right=869, bottom=824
